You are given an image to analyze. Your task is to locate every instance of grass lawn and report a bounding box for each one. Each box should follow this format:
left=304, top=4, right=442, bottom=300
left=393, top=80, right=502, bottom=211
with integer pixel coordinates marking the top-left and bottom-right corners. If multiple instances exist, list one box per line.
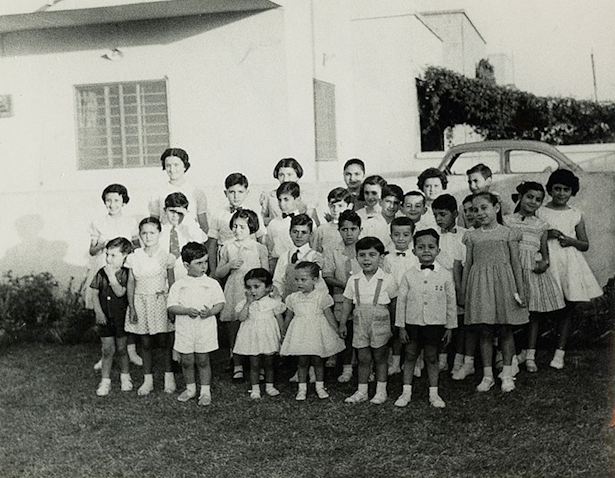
left=1, top=343, right=614, bottom=478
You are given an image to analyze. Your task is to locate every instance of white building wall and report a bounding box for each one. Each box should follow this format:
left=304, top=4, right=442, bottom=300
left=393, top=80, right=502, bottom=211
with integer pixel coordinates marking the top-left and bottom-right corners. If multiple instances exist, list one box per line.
left=0, top=9, right=302, bottom=284
left=351, top=14, right=443, bottom=174
left=0, top=2, right=446, bottom=286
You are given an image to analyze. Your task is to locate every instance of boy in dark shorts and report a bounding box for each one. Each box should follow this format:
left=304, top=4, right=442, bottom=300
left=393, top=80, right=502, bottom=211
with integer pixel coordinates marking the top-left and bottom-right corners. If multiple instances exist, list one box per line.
left=90, top=237, right=133, bottom=396
left=394, top=229, right=457, bottom=408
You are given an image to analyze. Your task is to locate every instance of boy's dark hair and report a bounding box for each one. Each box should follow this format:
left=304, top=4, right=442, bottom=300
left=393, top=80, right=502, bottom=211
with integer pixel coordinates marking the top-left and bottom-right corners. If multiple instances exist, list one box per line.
left=276, top=181, right=301, bottom=199
left=139, top=216, right=162, bottom=232
left=462, top=194, right=475, bottom=206
left=546, top=169, right=579, bottom=196
left=382, top=184, right=404, bottom=203
left=472, top=192, right=503, bottom=224
left=101, top=184, right=130, bottom=204
left=343, top=158, right=365, bottom=173
left=403, top=190, right=426, bottom=206
left=390, top=216, right=415, bottom=233
left=181, top=241, right=208, bottom=264
left=413, top=228, right=440, bottom=246
left=160, top=148, right=190, bottom=172
left=244, top=268, right=273, bottom=287
left=327, top=187, right=353, bottom=205
left=359, top=175, right=387, bottom=201
left=225, top=172, right=249, bottom=189
left=417, top=167, right=448, bottom=191
left=165, top=192, right=189, bottom=209
left=290, top=213, right=314, bottom=232
left=106, top=237, right=133, bottom=255
left=466, top=163, right=492, bottom=179
left=355, top=236, right=386, bottom=255
left=432, top=194, right=458, bottom=214
left=338, top=210, right=361, bottom=228
left=273, top=158, right=304, bottom=179
left=294, top=261, right=320, bottom=279
left=230, top=209, right=260, bottom=234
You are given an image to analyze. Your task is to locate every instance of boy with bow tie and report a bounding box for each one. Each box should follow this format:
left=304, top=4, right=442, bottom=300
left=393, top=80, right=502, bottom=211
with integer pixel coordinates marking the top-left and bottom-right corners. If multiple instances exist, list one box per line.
left=394, top=228, right=457, bottom=408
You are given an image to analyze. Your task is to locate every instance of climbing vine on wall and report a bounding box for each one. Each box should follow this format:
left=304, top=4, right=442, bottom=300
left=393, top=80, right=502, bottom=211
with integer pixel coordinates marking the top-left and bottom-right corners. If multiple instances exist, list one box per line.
left=416, top=66, right=615, bottom=150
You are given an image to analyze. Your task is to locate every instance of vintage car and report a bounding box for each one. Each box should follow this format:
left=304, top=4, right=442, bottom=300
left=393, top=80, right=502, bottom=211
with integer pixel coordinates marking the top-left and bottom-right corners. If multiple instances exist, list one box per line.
left=435, top=140, right=613, bottom=287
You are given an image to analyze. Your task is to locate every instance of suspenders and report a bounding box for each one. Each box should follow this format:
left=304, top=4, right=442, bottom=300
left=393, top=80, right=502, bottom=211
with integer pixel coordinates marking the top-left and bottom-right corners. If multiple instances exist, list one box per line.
left=354, top=278, right=384, bottom=306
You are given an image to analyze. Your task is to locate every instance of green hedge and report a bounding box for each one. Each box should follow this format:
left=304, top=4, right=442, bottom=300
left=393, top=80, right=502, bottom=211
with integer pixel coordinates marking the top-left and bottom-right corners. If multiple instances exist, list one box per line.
left=417, top=66, right=615, bottom=150
left=0, top=272, right=95, bottom=347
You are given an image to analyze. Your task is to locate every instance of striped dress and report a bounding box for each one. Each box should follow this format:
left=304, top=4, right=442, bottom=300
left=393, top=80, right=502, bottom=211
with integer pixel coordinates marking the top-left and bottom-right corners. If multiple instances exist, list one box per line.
left=504, top=213, right=565, bottom=313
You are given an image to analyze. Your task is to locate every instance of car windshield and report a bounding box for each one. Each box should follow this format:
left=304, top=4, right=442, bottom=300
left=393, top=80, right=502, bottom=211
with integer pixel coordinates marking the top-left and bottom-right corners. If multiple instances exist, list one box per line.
left=448, top=151, right=500, bottom=175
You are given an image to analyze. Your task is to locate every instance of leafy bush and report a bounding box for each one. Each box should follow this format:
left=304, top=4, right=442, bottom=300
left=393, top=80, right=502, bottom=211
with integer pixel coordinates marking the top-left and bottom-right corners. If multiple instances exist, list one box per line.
left=0, top=271, right=95, bottom=347
left=417, top=66, right=615, bottom=150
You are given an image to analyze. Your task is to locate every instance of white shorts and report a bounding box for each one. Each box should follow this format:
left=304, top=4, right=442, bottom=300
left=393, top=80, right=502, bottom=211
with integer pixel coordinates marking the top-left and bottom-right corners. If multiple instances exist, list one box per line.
left=173, top=316, right=219, bottom=354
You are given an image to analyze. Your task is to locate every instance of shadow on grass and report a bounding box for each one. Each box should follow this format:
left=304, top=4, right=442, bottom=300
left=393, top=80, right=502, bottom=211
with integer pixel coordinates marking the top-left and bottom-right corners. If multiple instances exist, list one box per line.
left=0, top=343, right=613, bottom=478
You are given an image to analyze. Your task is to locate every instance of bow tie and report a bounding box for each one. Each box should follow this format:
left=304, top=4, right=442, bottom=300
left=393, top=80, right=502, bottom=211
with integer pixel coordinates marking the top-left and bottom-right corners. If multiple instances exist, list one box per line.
left=420, top=264, right=434, bottom=270
left=230, top=206, right=243, bottom=213
left=396, top=252, right=406, bottom=256
left=282, top=212, right=295, bottom=219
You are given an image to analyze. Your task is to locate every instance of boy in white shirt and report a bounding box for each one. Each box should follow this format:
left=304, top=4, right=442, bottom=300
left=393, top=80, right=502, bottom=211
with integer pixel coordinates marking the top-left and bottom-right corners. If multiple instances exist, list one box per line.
left=395, top=229, right=456, bottom=408
left=273, top=214, right=326, bottom=300
left=207, top=173, right=267, bottom=273
left=322, top=210, right=363, bottom=382
left=167, top=242, right=225, bottom=406
left=312, top=187, right=353, bottom=253
left=432, top=194, right=467, bottom=373
left=402, top=191, right=437, bottom=231
left=160, top=192, right=208, bottom=285
left=340, top=237, right=398, bottom=405
left=266, top=181, right=301, bottom=272
left=382, top=217, right=416, bottom=376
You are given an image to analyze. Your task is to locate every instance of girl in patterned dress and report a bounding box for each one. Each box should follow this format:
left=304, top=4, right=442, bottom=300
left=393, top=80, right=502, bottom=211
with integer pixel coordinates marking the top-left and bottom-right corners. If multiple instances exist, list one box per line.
left=281, top=262, right=345, bottom=401
left=216, top=209, right=269, bottom=381
left=234, top=268, right=286, bottom=400
left=461, top=192, right=528, bottom=393
left=504, top=182, right=566, bottom=373
left=537, top=170, right=603, bottom=370
left=126, top=217, right=177, bottom=396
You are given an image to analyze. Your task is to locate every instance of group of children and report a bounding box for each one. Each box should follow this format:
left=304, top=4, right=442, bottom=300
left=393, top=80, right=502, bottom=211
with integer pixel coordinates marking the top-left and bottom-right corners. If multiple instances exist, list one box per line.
left=87, top=148, right=603, bottom=407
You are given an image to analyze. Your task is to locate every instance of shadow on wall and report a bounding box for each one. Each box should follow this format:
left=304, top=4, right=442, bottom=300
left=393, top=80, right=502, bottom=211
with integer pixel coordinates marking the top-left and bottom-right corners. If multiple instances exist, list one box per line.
left=0, top=214, right=85, bottom=290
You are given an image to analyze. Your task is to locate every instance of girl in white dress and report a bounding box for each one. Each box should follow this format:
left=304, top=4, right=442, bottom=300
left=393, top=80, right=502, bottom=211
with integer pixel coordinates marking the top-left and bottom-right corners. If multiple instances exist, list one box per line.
left=126, top=217, right=177, bottom=395
left=538, top=170, right=602, bottom=370
left=234, top=268, right=286, bottom=400
left=281, top=262, right=345, bottom=401
left=216, top=209, right=269, bottom=381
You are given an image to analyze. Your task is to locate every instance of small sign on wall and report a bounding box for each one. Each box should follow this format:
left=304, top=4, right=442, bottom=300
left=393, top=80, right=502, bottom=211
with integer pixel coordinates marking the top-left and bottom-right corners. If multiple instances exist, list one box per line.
left=0, top=95, right=13, bottom=118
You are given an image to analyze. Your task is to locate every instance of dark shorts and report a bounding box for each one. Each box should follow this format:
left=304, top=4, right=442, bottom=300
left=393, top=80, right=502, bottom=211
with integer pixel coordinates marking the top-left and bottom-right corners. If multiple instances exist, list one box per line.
left=456, top=314, right=465, bottom=329
left=97, top=318, right=127, bottom=338
left=405, top=324, right=445, bottom=347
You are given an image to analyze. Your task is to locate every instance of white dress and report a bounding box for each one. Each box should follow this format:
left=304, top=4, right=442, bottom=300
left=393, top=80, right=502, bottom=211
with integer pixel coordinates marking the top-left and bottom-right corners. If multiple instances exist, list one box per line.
left=280, top=289, right=345, bottom=357
left=233, top=297, right=286, bottom=355
left=538, top=206, right=602, bottom=302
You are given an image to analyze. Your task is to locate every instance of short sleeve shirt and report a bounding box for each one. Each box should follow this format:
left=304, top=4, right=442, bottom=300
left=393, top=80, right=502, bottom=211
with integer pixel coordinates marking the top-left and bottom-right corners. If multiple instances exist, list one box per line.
left=343, top=268, right=398, bottom=305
